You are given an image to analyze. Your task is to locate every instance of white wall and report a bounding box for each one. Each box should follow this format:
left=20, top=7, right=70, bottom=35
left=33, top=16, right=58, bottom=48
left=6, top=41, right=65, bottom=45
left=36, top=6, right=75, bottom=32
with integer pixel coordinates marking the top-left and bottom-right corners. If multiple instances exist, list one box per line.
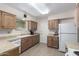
left=37, top=18, right=49, bottom=43
left=48, top=10, right=74, bottom=20
left=0, top=4, right=36, bottom=20
left=37, top=10, right=75, bottom=43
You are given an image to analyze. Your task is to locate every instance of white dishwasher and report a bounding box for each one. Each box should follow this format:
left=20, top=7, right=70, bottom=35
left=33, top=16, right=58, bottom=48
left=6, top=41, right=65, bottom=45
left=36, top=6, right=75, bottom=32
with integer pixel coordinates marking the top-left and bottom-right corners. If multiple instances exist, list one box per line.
left=9, top=38, right=21, bottom=47
left=8, top=38, right=21, bottom=53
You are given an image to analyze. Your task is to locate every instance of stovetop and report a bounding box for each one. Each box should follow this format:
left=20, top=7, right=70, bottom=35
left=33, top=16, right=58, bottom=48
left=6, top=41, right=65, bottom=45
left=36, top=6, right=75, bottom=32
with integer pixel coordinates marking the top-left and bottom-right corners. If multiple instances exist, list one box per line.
left=74, top=51, right=79, bottom=56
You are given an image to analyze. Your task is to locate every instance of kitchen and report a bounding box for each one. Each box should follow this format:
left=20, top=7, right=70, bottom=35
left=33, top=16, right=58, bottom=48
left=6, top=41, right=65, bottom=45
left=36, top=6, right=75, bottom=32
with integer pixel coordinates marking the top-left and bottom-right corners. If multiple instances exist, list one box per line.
left=0, top=3, right=79, bottom=56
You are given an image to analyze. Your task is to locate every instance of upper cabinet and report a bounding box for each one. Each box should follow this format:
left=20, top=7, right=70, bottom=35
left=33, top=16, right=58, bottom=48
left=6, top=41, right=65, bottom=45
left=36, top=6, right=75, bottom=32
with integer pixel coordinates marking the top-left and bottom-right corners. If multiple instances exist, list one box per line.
left=27, top=20, right=37, bottom=31
left=0, top=11, right=2, bottom=28
left=75, top=4, right=79, bottom=27
left=48, top=19, right=59, bottom=30
left=0, top=10, right=16, bottom=29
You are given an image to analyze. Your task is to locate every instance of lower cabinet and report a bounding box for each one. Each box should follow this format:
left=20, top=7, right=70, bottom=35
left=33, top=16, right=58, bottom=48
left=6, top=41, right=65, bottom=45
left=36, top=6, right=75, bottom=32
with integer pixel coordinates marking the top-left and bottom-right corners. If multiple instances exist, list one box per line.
left=21, top=36, right=33, bottom=53
left=2, top=47, right=19, bottom=56
left=47, top=36, right=59, bottom=49
left=21, top=34, right=40, bottom=53
left=32, top=35, right=40, bottom=46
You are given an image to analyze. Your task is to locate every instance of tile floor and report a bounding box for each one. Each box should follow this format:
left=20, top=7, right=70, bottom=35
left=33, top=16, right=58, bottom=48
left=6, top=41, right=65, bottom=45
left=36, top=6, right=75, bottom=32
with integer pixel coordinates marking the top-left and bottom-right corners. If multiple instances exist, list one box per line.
left=20, top=43, right=65, bottom=56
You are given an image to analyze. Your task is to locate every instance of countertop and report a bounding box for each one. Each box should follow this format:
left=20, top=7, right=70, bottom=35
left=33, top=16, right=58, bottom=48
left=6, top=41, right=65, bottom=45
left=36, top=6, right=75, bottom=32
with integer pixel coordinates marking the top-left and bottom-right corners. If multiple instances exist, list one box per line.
left=47, top=34, right=59, bottom=37
left=0, top=33, right=21, bottom=38
left=0, top=34, right=38, bottom=41
left=0, top=39, right=18, bottom=55
left=66, top=42, right=79, bottom=50
left=18, top=34, right=38, bottom=38
left=0, top=34, right=39, bottom=55
left=7, top=34, right=39, bottom=41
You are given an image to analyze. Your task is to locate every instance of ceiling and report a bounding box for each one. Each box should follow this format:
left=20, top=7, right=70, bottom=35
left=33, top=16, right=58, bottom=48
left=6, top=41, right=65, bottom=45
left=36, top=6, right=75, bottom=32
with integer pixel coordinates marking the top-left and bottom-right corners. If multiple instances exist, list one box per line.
left=5, top=3, right=76, bottom=18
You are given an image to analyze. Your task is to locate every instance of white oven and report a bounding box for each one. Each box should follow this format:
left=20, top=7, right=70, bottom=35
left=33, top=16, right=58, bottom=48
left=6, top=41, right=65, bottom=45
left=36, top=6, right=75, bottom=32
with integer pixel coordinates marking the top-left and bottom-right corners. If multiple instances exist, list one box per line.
left=65, top=48, right=79, bottom=56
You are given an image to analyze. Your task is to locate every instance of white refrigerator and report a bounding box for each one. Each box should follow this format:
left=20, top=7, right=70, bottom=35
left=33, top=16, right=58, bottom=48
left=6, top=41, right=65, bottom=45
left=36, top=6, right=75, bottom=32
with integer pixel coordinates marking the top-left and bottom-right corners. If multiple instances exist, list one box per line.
left=59, top=23, right=77, bottom=52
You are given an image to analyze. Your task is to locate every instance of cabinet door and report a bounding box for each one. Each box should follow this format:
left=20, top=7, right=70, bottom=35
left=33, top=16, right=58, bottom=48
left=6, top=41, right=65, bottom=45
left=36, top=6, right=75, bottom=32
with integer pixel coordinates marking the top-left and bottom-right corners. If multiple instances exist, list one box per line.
left=54, top=20, right=59, bottom=29
left=8, top=15, right=16, bottom=28
left=32, top=35, right=38, bottom=45
left=2, top=12, right=16, bottom=29
left=21, top=37, right=32, bottom=53
left=31, top=21, right=34, bottom=30
left=32, top=35, right=40, bottom=46
left=47, top=36, right=59, bottom=48
left=48, top=20, right=59, bottom=30
left=47, top=36, right=53, bottom=47
left=52, top=36, right=59, bottom=48
left=31, top=21, right=37, bottom=31
left=27, top=21, right=37, bottom=31
left=0, top=11, right=2, bottom=28
left=75, top=4, right=79, bottom=27
left=34, top=22, right=37, bottom=31
left=28, top=21, right=31, bottom=30
left=32, top=36, right=36, bottom=46
left=48, top=20, right=55, bottom=30
left=36, top=34, right=40, bottom=43
left=1, top=12, right=9, bottom=28
left=48, top=20, right=52, bottom=30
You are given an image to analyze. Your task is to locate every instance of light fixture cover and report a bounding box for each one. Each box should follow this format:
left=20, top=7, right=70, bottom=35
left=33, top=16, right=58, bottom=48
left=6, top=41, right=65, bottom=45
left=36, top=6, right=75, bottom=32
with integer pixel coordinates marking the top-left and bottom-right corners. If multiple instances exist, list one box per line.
left=29, top=3, right=49, bottom=14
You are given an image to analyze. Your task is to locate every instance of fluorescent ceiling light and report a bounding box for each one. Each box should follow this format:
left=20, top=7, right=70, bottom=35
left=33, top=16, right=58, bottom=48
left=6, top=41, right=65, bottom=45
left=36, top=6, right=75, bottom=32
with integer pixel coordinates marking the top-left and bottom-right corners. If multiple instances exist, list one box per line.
left=29, top=3, right=49, bottom=14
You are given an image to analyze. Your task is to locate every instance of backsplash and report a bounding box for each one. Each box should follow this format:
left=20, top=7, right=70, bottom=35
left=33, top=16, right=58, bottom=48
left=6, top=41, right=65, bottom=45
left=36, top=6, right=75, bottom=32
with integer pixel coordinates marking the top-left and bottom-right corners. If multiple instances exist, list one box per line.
left=16, top=20, right=26, bottom=28
left=0, top=29, right=12, bottom=34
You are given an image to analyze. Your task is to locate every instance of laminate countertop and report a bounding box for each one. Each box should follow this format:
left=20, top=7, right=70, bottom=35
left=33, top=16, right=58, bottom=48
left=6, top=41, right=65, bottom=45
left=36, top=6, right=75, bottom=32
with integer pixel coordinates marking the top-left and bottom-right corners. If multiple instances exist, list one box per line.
left=66, top=42, right=79, bottom=50
left=47, top=34, right=59, bottom=37
left=18, top=34, right=38, bottom=38
left=0, top=39, right=18, bottom=55
left=0, top=34, right=39, bottom=55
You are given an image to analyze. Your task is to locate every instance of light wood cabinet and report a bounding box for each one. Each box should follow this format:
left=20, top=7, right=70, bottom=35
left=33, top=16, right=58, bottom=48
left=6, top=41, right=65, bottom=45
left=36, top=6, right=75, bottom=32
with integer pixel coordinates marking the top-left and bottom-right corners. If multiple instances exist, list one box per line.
left=32, top=36, right=36, bottom=45
left=27, top=21, right=37, bottom=31
left=47, top=36, right=59, bottom=49
left=75, top=4, right=79, bottom=27
left=21, top=34, right=40, bottom=53
left=7, top=15, right=16, bottom=28
left=0, top=11, right=2, bottom=28
left=32, top=34, right=40, bottom=46
left=0, top=10, right=16, bottom=29
left=75, top=4, right=79, bottom=42
left=48, top=19, right=59, bottom=30
left=1, top=47, right=19, bottom=56
left=21, top=36, right=33, bottom=53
